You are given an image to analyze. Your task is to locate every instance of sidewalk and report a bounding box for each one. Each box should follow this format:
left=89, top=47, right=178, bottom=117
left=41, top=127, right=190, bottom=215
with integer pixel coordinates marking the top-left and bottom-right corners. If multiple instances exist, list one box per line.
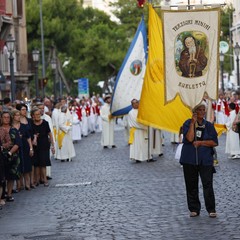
left=0, top=125, right=239, bottom=240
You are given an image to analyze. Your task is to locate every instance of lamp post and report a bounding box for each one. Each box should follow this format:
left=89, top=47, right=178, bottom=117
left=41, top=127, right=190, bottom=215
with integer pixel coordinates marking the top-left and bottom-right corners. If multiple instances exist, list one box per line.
left=6, top=34, right=16, bottom=102
left=32, top=49, right=40, bottom=98
left=234, top=42, right=240, bottom=88
left=51, top=58, right=57, bottom=101
left=220, top=51, right=225, bottom=92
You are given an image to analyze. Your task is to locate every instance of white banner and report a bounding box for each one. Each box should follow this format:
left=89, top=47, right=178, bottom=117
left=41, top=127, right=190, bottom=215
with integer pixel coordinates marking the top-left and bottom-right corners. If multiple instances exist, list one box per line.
left=162, top=8, right=220, bottom=109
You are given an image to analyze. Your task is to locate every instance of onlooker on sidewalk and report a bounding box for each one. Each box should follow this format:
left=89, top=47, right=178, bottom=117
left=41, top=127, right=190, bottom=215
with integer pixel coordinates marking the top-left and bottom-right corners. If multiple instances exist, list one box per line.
left=2, top=97, right=12, bottom=111
left=1, top=111, right=21, bottom=202
left=30, top=108, right=55, bottom=187
left=12, top=109, right=34, bottom=191
left=0, top=124, right=11, bottom=208
left=16, top=104, right=35, bottom=189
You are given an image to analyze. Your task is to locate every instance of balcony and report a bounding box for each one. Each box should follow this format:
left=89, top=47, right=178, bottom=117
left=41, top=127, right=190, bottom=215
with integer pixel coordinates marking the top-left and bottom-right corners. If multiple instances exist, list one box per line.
left=0, top=52, right=9, bottom=72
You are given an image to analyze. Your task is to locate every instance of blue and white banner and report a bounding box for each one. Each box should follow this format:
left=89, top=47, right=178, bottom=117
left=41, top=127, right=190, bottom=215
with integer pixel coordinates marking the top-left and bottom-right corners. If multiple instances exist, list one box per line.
left=110, top=17, right=148, bottom=116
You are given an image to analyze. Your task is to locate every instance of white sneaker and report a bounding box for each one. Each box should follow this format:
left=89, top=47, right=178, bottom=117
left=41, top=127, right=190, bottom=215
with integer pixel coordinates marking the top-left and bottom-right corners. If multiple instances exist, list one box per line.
left=231, top=155, right=238, bottom=159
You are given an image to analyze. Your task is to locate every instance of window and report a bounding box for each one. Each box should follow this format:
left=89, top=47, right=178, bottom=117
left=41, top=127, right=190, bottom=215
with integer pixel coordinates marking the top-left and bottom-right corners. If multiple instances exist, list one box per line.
left=12, top=0, right=22, bottom=18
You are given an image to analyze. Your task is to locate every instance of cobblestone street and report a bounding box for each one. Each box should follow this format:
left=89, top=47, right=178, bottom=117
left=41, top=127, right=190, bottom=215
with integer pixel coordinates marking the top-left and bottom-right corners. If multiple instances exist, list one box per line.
left=0, top=122, right=240, bottom=240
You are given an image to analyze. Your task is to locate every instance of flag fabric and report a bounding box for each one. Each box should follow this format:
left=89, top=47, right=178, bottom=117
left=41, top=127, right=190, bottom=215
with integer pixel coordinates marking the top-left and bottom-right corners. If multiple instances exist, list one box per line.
left=214, top=123, right=227, bottom=137
left=137, top=5, right=191, bottom=133
left=110, top=17, right=148, bottom=116
left=162, top=8, right=220, bottom=109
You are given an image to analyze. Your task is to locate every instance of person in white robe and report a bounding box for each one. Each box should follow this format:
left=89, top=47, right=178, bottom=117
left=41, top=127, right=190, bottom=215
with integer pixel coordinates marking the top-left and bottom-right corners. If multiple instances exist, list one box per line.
left=123, top=115, right=130, bottom=144
left=71, top=106, right=81, bottom=142
left=56, top=106, right=76, bottom=161
left=150, top=128, right=163, bottom=157
left=225, top=102, right=240, bottom=159
left=68, top=99, right=81, bottom=142
left=128, top=99, right=150, bottom=162
left=214, top=93, right=228, bottom=124
left=51, top=103, right=61, bottom=158
left=100, top=95, right=115, bottom=148
left=95, top=100, right=102, bottom=132
left=80, top=100, right=89, bottom=137
left=170, top=132, right=179, bottom=144
left=88, top=99, right=97, bottom=133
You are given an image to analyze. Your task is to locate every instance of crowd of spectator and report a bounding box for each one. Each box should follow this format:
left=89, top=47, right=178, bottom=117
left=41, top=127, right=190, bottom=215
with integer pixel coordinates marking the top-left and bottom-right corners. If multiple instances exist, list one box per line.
left=0, top=93, right=105, bottom=210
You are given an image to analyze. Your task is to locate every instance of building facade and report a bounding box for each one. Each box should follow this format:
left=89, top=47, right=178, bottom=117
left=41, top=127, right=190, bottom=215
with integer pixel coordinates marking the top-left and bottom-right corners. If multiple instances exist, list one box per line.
left=0, top=0, right=31, bottom=100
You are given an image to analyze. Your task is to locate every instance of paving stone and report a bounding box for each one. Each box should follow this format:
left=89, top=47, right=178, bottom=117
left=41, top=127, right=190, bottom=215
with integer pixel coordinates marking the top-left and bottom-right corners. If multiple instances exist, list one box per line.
left=0, top=127, right=240, bottom=239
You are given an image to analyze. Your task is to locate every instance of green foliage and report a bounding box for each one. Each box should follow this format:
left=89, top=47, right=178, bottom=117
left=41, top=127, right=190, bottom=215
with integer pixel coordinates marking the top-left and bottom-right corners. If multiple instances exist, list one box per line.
left=111, top=0, right=148, bottom=38
left=26, top=0, right=141, bottom=97
left=220, top=4, right=234, bottom=75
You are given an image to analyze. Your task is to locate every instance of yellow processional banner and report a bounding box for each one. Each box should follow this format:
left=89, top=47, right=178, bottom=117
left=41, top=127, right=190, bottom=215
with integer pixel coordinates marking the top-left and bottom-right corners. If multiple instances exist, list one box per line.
left=138, top=5, right=191, bottom=133
left=138, top=5, right=221, bottom=133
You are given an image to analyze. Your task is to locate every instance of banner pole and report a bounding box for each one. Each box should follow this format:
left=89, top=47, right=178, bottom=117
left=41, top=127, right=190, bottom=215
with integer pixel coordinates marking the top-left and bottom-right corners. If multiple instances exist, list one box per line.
left=194, top=123, right=199, bottom=165
left=148, top=126, right=151, bottom=160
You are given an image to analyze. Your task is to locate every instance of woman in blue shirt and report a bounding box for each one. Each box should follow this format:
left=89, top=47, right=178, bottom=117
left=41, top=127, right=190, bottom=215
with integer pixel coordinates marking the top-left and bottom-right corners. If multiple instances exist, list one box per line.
left=180, top=102, right=218, bottom=218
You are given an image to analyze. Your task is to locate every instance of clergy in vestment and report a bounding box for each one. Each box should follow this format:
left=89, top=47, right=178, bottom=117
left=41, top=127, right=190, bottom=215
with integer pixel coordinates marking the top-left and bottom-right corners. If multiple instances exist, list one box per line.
left=225, top=102, right=240, bottom=159
left=56, top=106, right=76, bottom=161
left=128, top=99, right=149, bottom=162
left=51, top=102, right=61, bottom=157
left=100, top=95, right=115, bottom=149
left=79, top=100, right=89, bottom=137
left=213, top=93, right=229, bottom=124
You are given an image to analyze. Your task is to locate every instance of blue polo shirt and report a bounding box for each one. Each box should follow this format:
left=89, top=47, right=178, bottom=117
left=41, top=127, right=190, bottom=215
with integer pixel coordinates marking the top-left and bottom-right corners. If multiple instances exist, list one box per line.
left=179, top=119, right=218, bottom=166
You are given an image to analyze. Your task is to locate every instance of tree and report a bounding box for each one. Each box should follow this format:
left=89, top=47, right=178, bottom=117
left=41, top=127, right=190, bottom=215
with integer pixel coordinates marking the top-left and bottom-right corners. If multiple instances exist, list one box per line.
left=26, top=0, right=136, bottom=96
left=220, top=4, right=234, bottom=75
left=111, top=0, right=149, bottom=40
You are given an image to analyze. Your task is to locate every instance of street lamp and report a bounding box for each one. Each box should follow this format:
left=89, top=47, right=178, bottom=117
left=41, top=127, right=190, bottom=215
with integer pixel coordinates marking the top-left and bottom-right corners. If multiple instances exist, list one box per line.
left=6, top=34, right=16, bottom=102
left=220, top=51, right=225, bottom=92
left=51, top=58, right=57, bottom=100
left=234, top=42, right=240, bottom=88
left=32, top=49, right=40, bottom=98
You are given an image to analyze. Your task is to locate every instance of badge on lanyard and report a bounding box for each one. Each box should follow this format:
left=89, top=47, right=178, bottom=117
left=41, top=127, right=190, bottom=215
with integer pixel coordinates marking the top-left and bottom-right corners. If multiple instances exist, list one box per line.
left=196, top=130, right=202, bottom=138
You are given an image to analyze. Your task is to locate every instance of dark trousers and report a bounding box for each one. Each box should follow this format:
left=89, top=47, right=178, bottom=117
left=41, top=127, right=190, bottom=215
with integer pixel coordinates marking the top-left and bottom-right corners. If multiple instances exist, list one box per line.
left=183, top=164, right=216, bottom=214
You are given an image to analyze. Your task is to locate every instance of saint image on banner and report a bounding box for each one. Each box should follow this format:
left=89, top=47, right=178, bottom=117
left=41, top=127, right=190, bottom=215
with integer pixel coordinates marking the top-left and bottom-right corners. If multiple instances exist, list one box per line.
left=176, top=32, right=208, bottom=78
